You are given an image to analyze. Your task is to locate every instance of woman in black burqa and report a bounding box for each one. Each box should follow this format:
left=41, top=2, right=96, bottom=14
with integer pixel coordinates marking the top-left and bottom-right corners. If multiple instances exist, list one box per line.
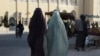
left=27, top=8, right=46, bottom=56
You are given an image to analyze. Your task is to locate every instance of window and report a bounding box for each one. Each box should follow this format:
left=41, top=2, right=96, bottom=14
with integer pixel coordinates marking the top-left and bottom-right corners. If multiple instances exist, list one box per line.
left=51, top=0, right=57, bottom=3
left=70, top=0, right=77, bottom=6
left=11, top=0, right=26, bottom=2
left=19, top=0, right=26, bottom=2
left=31, top=0, right=37, bottom=2
left=51, top=0, right=54, bottom=3
left=44, top=0, right=48, bottom=2
left=60, top=0, right=68, bottom=5
left=12, top=0, right=15, bottom=1
left=20, top=0, right=24, bottom=1
left=40, top=0, right=48, bottom=3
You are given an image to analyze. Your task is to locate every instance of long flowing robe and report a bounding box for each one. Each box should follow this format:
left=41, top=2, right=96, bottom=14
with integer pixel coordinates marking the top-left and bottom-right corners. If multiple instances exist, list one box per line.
left=46, top=11, right=69, bottom=56
left=27, top=8, right=46, bottom=56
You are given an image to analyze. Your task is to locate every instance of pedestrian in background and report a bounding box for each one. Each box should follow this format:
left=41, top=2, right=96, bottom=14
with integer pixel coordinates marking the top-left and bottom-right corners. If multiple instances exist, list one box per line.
left=46, top=10, right=69, bottom=56
left=16, top=21, right=24, bottom=38
left=75, top=15, right=88, bottom=51
left=27, top=8, right=46, bottom=56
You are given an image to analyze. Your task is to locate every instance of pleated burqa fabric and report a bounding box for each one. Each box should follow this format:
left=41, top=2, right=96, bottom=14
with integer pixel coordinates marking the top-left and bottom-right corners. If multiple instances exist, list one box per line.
left=27, top=8, right=46, bottom=56
left=46, top=11, right=69, bottom=56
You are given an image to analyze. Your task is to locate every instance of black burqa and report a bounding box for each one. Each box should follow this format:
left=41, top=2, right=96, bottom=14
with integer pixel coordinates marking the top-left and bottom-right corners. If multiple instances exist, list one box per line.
left=27, top=8, right=46, bottom=56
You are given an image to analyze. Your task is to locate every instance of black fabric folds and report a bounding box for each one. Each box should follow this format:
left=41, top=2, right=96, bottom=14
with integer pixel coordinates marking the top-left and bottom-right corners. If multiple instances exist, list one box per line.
left=27, top=8, right=46, bottom=56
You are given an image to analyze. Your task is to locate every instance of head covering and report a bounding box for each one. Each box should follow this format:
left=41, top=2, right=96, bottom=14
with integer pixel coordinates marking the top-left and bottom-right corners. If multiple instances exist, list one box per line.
left=46, top=11, right=69, bottom=56
left=80, top=14, right=86, bottom=21
left=29, top=8, right=46, bottom=35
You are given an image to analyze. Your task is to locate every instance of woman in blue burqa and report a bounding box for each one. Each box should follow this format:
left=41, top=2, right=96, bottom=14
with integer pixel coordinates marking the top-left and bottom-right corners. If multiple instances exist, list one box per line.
left=27, top=8, right=46, bottom=56
left=46, top=10, right=69, bottom=56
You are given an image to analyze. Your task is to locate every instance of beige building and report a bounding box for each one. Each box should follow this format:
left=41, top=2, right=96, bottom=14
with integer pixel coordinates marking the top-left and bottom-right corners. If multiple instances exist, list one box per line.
left=0, top=0, right=83, bottom=23
left=0, top=0, right=100, bottom=32
left=84, top=0, right=100, bottom=23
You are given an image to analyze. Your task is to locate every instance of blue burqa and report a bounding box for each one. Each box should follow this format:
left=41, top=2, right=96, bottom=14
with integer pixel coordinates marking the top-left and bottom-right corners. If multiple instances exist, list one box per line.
left=46, top=11, right=69, bottom=56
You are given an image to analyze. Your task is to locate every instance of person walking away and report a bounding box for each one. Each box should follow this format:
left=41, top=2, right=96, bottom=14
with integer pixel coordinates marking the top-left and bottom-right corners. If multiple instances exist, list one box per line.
left=46, top=10, right=69, bottom=56
left=16, top=21, right=24, bottom=38
left=75, top=15, right=88, bottom=51
left=27, top=8, right=46, bottom=56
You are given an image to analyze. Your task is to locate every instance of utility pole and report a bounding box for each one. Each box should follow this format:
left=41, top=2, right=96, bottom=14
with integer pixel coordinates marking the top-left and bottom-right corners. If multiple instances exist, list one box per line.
left=15, top=0, right=18, bottom=37
left=26, top=0, right=29, bottom=25
left=37, top=0, right=39, bottom=8
left=15, top=0, right=18, bottom=24
left=83, top=0, right=85, bottom=14
left=57, top=0, right=59, bottom=10
left=48, top=0, right=50, bottom=12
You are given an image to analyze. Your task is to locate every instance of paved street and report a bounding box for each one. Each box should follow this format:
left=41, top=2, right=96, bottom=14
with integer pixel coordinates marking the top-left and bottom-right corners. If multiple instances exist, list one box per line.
left=0, top=32, right=31, bottom=56
left=0, top=32, right=100, bottom=56
left=69, top=37, right=100, bottom=56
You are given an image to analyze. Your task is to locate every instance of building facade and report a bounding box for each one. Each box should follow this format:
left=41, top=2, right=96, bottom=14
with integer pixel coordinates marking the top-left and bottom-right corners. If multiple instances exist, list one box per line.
left=0, top=0, right=100, bottom=32
left=83, top=0, right=100, bottom=24
left=0, top=0, right=83, bottom=23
